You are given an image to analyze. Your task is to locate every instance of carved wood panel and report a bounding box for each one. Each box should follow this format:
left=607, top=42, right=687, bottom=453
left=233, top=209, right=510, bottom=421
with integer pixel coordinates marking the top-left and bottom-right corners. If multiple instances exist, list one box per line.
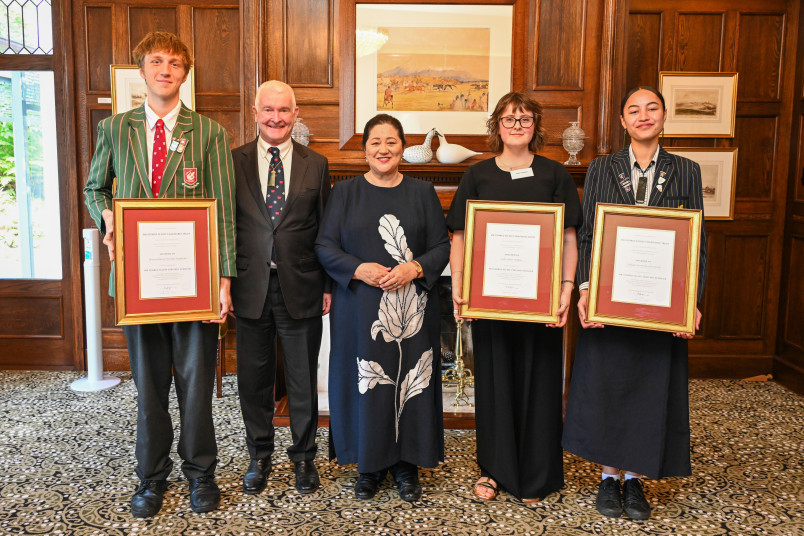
left=285, top=0, right=332, bottom=86
left=534, top=0, right=586, bottom=89
left=736, top=14, right=784, bottom=101
left=734, top=116, right=778, bottom=200
left=783, top=237, right=804, bottom=350
left=719, top=235, right=769, bottom=338
left=85, top=6, right=114, bottom=92
left=129, top=7, right=177, bottom=49
left=626, top=12, right=661, bottom=89
left=676, top=13, right=724, bottom=71
left=193, top=7, right=240, bottom=94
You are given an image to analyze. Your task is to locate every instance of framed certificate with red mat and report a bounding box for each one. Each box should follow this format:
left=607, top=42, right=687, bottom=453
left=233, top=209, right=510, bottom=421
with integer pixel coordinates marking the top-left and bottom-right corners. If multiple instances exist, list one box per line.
left=586, top=203, right=702, bottom=334
left=460, top=200, right=564, bottom=323
left=113, top=198, right=220, bottom=325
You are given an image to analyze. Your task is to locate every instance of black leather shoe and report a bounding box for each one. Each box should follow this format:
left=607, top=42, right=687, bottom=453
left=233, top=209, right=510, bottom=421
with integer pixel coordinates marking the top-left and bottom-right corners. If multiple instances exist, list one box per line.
left=397, top=475, right=422, bottom=502
left=293, top=460, right=320, bottom=494
left=130, top=479, right=168, bottom=518
left=596, top=477, right=623, bottom=518
left=623, top=478, right=651, bottom=520
left=354, top=473, right=381, bottom=500
left=243, top=458, right=272, bottom=494
left=189, top=475, right=221, bottom=513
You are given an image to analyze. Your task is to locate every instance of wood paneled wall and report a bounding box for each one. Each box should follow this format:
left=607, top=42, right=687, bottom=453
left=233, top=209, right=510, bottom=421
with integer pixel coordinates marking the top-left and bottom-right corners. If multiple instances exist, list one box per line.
left=55, top=0, right=804, bottom=390
left=625, top=0, right=801, bottom=378
left=776, top=2, right=804, bottom=394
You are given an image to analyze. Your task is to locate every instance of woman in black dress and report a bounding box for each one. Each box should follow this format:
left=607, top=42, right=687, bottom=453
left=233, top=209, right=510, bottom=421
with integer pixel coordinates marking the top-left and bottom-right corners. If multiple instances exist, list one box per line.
left=446, top=90, right=582, bottom=502
left=316, top=114, right=450, bottom=502
left=563, top=86, right=707, bottom=521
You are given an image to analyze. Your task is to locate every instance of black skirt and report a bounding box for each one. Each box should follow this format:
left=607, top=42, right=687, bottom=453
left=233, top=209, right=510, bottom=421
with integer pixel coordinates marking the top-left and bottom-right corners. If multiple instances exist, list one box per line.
left=562, top=325, right=692, bottom=480
left=472, top=319, right=565, bottom=500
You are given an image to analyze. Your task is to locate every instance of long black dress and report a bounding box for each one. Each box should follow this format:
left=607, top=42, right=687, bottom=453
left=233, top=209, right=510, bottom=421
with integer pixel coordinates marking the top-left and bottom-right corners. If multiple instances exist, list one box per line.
left=315, top=175, right=450, bottom=473
left=446, top=156, right=582, bottom=500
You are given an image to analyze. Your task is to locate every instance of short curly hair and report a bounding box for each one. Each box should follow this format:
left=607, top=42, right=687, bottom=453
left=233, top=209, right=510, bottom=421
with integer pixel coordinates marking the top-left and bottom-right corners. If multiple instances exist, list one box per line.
left=486, top=90, right=545, bottom=154
left=132, top=31, right=193, bottom=75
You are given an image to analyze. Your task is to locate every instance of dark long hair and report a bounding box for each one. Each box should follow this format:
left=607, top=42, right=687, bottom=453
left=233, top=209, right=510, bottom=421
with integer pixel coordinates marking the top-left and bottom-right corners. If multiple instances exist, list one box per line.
left=361, top=114, right=406, bottom=148
left=620, top=86, right=666, bottom=115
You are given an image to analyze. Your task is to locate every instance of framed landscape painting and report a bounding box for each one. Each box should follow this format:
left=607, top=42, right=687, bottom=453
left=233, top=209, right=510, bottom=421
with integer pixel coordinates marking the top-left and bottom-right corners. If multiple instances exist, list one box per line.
left=351, top=3, right=513, bottom=140
left=659, top=72, right=738, bottom=138
left=665, top=147, right=738, bottom=220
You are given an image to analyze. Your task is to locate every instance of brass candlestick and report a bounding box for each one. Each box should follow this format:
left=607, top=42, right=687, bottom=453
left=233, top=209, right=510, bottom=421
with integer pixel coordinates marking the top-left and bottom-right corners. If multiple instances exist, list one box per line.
left=442, top=318, right=475, bottom=407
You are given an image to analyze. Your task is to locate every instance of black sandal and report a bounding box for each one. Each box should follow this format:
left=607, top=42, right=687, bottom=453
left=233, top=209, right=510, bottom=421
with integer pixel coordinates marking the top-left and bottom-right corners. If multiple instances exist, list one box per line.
left=472, top=478, right=499, bottom=501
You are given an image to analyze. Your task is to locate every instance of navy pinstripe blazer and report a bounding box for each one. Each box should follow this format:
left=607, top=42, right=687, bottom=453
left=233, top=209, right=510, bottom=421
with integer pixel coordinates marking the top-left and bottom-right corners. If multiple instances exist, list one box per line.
left=577, top=146, right=708, bottom=303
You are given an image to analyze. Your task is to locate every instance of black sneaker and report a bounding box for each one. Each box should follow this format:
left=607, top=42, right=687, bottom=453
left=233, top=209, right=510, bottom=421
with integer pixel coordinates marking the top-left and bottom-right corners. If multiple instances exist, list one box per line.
left=623, top=478, right=651, bottom=520
left=595, top=477, right=623, bottom=518
left=130, top=479, right=168, bottom=518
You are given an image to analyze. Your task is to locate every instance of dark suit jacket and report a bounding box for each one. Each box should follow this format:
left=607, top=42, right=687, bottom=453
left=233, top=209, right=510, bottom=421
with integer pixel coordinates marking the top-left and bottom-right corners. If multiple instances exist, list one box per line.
left=231, top=138, right=331, bottom=320
left=577, top=146, right=708, bottom=303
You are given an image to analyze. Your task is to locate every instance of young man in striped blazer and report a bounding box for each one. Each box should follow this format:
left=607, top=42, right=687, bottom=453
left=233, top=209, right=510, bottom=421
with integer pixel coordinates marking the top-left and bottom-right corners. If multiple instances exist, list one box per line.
left=83, top=32, right=236, bottom=518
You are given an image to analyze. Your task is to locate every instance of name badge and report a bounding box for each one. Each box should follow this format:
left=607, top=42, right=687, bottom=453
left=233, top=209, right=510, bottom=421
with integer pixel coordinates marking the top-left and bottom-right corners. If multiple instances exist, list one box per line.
left=510, top=168, right=534, bottom=180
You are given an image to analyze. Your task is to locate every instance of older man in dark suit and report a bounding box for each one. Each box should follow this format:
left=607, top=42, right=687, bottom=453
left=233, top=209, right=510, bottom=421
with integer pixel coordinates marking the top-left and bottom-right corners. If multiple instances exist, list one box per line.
left=231, top=80, right=330, bottom=494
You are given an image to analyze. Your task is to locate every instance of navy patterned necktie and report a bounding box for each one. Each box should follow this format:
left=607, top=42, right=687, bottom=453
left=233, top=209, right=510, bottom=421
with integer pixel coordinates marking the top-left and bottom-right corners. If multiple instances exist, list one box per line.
left=265, top=146, right=285, bottom=223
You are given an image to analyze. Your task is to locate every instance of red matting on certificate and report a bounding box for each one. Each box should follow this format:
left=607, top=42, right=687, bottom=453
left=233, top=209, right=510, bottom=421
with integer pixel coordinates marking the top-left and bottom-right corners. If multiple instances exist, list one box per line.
left=468, top=210, right=556, bottom=314
left=122, top=208, right=212, bottom=315
left=595, top=213, right=689, bottom=323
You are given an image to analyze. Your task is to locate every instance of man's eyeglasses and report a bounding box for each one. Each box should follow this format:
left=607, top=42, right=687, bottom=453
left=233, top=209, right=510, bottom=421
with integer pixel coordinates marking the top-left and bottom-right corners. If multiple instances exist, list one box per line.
left=500, top=116, right=535, bottom=129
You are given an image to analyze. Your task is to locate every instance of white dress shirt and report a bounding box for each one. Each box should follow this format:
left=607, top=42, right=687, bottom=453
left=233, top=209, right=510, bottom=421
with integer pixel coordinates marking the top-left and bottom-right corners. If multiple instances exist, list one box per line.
left=143, top=98, right=182, bottom=182
left=257, top=135, right=293, bottom=198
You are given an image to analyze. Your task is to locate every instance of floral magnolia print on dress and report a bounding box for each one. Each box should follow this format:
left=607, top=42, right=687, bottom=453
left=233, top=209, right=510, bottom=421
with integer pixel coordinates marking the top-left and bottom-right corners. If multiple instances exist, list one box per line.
left=356, top=214, right=433, bottom=441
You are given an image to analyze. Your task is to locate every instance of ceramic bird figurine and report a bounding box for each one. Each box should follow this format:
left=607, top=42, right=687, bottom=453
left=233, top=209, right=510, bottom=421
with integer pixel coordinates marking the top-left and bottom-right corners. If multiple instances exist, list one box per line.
left=435, top=131, right=480, bottom=164
left=403, top=128, right=437, bottom=163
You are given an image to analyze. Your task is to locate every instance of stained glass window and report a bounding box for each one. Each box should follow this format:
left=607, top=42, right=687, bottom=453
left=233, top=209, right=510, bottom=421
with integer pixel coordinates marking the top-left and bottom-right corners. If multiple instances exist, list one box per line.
left=1, top=0, right=53, bottom=55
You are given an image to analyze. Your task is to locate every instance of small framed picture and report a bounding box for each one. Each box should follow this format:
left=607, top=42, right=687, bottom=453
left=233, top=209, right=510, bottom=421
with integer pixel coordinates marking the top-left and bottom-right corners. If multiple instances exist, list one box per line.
left=665, top=147, right=738, bottom=220
left=659, top=72, right=738, bottom=138
left=460, top=200, right=565, bottom=323
left=587, top=203, right=703, bottom=334
left=110, top=64, right=195, bottom=114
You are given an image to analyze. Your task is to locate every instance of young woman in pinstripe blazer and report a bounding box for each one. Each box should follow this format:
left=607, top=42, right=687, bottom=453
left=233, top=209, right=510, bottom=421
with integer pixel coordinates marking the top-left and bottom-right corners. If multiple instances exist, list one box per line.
left=563, top=87, right=707, bottom=521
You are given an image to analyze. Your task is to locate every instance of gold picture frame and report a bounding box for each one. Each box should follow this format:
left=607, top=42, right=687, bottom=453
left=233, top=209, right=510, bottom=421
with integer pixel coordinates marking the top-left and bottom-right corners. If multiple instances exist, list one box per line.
left=659, top=72, right=738, bottom=138
left=665, top=147, right=738, bottom=220
left=461, top=200, right=564, bottom=323
left=587, top=203, right=702, bottom=334
left=339, top=0, right=528, bottom=151
left=110, top=64, right=195, bottom=114
left=113, top=198, right=220, bottom=325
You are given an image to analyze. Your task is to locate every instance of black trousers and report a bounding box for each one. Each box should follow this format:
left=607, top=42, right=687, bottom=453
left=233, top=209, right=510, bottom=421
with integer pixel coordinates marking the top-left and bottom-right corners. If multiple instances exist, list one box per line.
left=123, top=321, right=218, bottom=481
left=236, top=273, right=321, bottom=462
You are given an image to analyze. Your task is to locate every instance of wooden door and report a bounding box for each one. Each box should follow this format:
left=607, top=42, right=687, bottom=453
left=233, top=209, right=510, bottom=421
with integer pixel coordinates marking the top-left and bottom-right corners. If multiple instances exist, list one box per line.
left=0, top=0, right=82, bottom=369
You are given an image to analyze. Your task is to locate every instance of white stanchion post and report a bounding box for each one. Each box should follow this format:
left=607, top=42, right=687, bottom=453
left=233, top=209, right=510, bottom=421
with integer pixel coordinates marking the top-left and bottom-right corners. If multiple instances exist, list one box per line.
left=71, top=228, right=121, bottom=392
